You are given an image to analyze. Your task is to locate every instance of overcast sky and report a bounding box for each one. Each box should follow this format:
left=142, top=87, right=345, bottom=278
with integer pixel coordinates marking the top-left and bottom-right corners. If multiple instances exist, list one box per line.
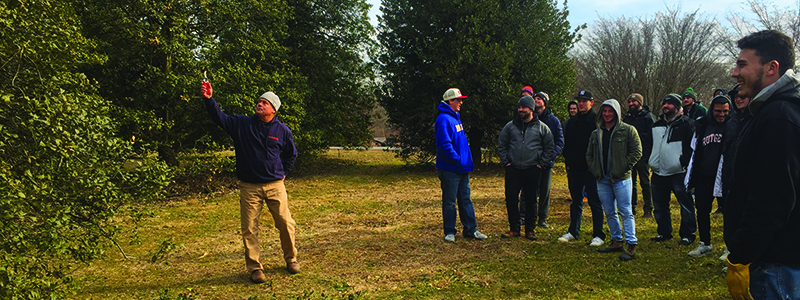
left=365, top=0, right=798, bottom=32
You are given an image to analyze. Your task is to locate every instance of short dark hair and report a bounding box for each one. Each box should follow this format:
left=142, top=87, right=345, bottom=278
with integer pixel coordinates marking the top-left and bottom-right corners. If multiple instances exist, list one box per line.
left=737, top=30, right=795, bottom=75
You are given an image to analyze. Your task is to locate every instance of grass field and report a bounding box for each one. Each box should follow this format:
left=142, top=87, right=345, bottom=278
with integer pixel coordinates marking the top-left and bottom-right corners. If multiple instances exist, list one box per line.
left=71, top=150, right=729, bottom=299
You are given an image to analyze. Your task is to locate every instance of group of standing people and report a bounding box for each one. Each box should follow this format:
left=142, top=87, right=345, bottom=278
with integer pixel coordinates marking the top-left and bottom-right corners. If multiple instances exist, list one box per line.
left=434, top=30, right=800, bottom=299
left=196, top=28, right=799, bottom=300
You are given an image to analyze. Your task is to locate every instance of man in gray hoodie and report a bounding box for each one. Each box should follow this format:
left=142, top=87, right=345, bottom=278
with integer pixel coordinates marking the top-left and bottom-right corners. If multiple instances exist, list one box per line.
left=497, top=95, right=554, bottom=241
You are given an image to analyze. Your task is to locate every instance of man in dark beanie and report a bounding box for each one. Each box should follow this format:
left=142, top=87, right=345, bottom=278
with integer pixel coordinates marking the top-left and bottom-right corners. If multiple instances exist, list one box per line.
left=559, top=90, right=606, bottom=247
left=498, top=95, right=554, bottom=241
left=623, top=93, right=657, bottom=217
left=649, top=94, right=697, bottom=246
left=683, top=87, right=707, bottom=120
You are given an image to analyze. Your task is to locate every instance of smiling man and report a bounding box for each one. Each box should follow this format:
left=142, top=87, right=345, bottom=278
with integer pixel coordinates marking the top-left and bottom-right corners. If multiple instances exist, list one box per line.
left=725, top=30, right=800, bottom=300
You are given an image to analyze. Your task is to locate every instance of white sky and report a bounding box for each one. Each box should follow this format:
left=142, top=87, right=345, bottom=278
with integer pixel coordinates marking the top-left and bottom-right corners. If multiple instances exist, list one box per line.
left=365, top=0, right=798, bottom=32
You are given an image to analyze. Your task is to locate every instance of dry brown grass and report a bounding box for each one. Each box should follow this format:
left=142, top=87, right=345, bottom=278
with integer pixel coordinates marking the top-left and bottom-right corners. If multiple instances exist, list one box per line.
left=71, top=150, right=729, bottom=299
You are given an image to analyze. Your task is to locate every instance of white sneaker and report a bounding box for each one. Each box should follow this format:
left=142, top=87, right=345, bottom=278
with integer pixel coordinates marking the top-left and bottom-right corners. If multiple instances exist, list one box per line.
left=558, top=233, right=576, bottom=242
left=719, top=247, right=730, bottom=262
left=444, top=234, right=455, bottom=243
left=589, top=237, right=605, bottom=247
left=469, top=231, right=488, bottom=240
left=689, top=242, right=713, bottom=257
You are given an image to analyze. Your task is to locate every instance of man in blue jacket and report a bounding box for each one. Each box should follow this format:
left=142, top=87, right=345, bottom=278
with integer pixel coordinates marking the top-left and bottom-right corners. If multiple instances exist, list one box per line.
left=201, top=81, right=299, bottom=283
left=435, top=88, right=488, bottom=243
left=530, top=91, right=563, bottom=228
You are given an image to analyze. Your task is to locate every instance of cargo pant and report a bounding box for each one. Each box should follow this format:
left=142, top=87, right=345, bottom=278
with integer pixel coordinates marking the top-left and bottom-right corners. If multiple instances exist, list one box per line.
left=239, top=180, right=297, bottom=272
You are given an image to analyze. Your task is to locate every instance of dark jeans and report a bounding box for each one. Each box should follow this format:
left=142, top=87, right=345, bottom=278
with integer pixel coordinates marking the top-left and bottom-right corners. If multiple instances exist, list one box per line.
left=519, top=167, right=553, bottom=224
left=631, top=160, right=653, bottom=213
left=750, top=263, right=800, bottom=299
left=437, top=169, right=478, bottom=236
left=505, top=166, right=541, bottom=233
left=652, top=173, right=697, bottom=240
left=694, top=174, right=719, bottom=244
left=567, top=169, right=605, bottom=240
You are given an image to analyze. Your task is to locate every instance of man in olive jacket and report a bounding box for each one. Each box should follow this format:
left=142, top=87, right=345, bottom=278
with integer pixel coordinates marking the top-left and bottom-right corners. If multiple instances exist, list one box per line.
left=587, top=99, right=642, bottom=261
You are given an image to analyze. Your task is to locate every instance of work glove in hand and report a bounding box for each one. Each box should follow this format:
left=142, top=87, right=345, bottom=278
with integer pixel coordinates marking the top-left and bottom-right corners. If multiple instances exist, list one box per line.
left=727, top=257, right=754, bottom=300
left=201, top=81, right=213, bottom=99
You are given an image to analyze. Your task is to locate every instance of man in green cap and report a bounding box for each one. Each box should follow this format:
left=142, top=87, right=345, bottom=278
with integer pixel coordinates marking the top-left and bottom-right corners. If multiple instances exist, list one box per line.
left=683, top=87, right=707, bottom=120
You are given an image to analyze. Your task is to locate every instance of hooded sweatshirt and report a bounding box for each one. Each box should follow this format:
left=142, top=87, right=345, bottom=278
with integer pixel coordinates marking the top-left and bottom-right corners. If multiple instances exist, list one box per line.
left=586, top=100, right=642, bottom=182
left=725, top=69, right=800, bottom=265
left=435, top=101, right=474, bottom=173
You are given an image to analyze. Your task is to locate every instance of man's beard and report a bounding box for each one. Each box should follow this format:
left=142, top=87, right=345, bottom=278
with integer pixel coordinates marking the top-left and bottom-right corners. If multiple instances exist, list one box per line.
left=740, top=68, right=765, bottom=99
left=519, top=111, right=532, bottom=120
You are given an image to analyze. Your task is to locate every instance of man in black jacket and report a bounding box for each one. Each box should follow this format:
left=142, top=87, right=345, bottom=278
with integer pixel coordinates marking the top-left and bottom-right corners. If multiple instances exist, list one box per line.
left=558, top=90, right=606, bottom=247
left=725, top=30, right=800, bottom=300
left=622, top=93, right=656, bottom=217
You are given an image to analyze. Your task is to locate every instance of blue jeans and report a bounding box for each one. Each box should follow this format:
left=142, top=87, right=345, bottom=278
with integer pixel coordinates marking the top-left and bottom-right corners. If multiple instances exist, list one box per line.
left=437, top=169, right=477, bottom=236
left=567, top=170, right=605, bottom=240
left=597, top=176, right=637, bottom=244
left=652, top=173, right=696, bottom=240
left=750, top=263, right=800, bottom=299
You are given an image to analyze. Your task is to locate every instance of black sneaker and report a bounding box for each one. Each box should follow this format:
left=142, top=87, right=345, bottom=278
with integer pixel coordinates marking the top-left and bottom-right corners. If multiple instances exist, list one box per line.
left=679, top=237, right=694, bottom=246
left=651, top=235, right=672, bottom=242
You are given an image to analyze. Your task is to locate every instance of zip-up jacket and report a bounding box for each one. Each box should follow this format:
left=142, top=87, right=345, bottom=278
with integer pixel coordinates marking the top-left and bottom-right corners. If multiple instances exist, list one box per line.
left=435, top=101, right=474, bottom=173
left=587, top=100, right=642, bottom=182
left=205, top=97, right=297, bottom=183
left=684, top=102, right=708, bottom=120
left=498, top=112, right=555, bottom=169
left=537, top=108, right=564, bottom=165
left=622, top=105, right=656, bottom=162
left=725, top=69, right=800, bottom=265
left=563, top=109, right=598, bottom=172
left=648, top=114, right=695, bottom=176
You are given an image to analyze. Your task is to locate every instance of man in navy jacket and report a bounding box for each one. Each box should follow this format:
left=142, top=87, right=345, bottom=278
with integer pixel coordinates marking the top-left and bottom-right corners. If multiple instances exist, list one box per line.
left=202, top=81, right=299, bottom=283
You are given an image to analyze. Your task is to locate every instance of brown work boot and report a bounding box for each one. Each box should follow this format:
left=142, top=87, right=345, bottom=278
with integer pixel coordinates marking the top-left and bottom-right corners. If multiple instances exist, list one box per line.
left=286, top=261, right=301, bottom=274
left=251, top=269, right=266, bottom=283
left=619, top=244, right=637, bottom=261
left=501, top=231, right=520, bottom=238
left=525, top=231, right=537, bottom=241
left=598, top=240, right=625, bottom=253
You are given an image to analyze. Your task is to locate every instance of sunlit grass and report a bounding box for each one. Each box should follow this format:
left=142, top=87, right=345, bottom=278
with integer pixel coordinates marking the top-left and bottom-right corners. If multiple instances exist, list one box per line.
left=71, top=149, right=728, bottom=299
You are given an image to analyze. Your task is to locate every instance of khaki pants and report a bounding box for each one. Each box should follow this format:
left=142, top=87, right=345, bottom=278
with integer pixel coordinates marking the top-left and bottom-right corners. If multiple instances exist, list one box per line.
left=239, top=180, right=297, bottom=272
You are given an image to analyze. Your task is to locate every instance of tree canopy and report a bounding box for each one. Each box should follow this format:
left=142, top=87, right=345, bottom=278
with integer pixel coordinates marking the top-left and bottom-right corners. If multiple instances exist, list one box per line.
left=378, top=0, right=582, bottom=164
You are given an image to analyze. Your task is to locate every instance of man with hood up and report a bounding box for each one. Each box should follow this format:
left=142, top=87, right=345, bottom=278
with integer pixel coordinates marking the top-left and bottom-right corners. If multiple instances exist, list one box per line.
left=649, top=94, right=697, bottom=246
left=725, top=30, right=800, bottom=300
left=623, top=93, right=657, bottom=217
left=686, top=94, right=731, bottom=258
left=497, top=95, right=554, bottom=241
left=587, top=99, right=642, bottom=261
left=435, top=88, right=488, bottom=243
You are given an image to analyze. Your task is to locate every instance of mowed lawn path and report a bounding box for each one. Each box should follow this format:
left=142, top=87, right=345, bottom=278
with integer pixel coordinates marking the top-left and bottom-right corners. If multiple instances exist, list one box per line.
left=72, top=150, right=729, bottom=299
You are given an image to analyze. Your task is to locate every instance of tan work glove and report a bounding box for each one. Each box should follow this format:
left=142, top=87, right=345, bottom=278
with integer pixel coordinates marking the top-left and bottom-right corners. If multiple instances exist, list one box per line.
left=726, top=257, right=754, bottom=300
